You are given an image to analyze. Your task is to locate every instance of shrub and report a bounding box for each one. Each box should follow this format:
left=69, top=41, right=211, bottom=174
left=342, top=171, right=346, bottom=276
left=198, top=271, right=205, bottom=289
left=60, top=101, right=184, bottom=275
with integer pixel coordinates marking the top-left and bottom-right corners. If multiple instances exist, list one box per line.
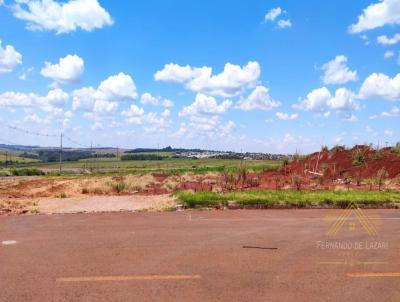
left=291, top=173, right=302, bottom=191
left=55, top=192, right=68, bottom=198
left=352, top=148, right=366, bottom=166
left=223, top=171, right=235, bottom=191
left=274, top=172, right=281, bottom=190
left=292, top=153, right=306, bottom=163
left=238, top=162, right=248, bottom=188
left=391, top=142, right=400, bottom=154
left=330, top=145, right=345, bottom=155
left=109, top=181, right=127, bottom=193
left=372, top=151, right=383, bottom=160
left=11, top=169, right=45, bottom=176
left=352, top=158, right=364, bottom=167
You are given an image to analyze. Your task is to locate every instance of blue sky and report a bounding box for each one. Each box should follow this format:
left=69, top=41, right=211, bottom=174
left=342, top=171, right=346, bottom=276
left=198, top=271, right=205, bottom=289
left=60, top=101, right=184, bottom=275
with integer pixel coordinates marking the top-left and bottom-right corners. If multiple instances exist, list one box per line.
left=0, top=0, right=399, bottom=153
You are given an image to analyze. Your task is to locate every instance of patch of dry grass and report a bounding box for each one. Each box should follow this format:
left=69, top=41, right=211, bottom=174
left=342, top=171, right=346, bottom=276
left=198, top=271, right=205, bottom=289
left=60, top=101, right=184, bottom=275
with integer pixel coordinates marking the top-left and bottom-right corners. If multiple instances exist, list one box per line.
left=0, top=200, right=37, bottom=214
left=80, top=174, right=158, bottom=195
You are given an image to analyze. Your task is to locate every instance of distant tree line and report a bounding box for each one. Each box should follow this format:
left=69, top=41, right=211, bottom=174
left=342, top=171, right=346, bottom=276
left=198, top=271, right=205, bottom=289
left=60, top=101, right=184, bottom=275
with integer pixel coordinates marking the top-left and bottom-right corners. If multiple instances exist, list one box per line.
left=35, top=150, right=115, bottom=162
left=120, top=154, right=164, bottom=161
left=19, top=152, right=39, bottom=159
left=125, top=146, right=205, bottom=153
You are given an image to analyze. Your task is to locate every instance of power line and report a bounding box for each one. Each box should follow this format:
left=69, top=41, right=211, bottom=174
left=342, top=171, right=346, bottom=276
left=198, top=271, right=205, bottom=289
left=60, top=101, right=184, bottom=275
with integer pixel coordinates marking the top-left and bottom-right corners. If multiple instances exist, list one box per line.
left=63, top=134, right=90, bottom=149
left=0, top=121, right=122, bottom=152
left=0, top=120, right=58, bottom=137
left=0, top=120, right=92, bottom=149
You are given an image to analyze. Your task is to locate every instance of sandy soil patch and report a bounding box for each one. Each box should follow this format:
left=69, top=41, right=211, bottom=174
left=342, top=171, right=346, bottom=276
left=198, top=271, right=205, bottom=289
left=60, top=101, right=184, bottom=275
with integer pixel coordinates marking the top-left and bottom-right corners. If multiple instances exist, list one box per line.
left=37, top=194, right=176, bottom=214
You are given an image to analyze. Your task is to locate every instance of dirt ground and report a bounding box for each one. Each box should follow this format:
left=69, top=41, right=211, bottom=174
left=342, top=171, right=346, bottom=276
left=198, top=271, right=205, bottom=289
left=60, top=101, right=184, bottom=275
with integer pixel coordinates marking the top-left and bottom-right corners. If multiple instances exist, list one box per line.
left=1, top=146, right=399, bottom=215
left=38, top=194, right=175, bottom=214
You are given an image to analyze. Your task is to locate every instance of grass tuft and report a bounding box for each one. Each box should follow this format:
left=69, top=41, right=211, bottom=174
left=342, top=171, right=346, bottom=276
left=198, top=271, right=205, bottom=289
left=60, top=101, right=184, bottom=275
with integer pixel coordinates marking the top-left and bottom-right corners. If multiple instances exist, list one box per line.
left=175, top=189, right=400, bottom=208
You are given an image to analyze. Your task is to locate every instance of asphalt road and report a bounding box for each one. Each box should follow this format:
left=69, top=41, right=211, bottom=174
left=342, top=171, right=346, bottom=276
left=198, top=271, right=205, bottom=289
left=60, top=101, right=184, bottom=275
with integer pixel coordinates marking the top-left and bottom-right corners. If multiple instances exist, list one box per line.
left=1, top=209, right=399, bottom=302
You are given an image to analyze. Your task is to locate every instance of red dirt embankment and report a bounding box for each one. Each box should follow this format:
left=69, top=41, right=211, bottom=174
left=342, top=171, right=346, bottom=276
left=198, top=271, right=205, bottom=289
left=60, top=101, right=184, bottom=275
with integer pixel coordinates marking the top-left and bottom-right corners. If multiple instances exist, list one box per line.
left=283, top=145, right=400, bottom=180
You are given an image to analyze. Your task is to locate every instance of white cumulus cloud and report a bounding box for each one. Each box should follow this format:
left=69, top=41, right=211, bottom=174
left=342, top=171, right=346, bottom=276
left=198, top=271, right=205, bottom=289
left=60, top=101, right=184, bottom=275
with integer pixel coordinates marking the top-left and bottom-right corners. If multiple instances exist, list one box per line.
left=155, top=61, right=260, bottom=97
left=327, top=88, right=359, bottom=111
left=294, top=87, right=332, bottom=112
left=275, top=112, right=298, bottom=120
left=179, top=93, right=232, bottom=116
left=140, top=92, right=174, bottom=107
left=98, top=72, right=138, bottom=102
left=377, top=33, right=400, bottom=45
left=235, top=85, right=280, bottom=111
left=322, top=55, right=357, bottom=85
left=40, top=54, right=84, bottom=84
left=72, top=72, right=137, bottom=115
left=0, top=91, right=34, bottom=108
left=122, top=105, right=172, bottom=130
left=0, top=40, right=22, bottom=73
left=0, top=88, right=68, bottom=116
left=294, top=87, right=359, bottom=115
left=277, top=19, right=292, bottom=28
left=154, top=63, right=209, bottom=83
left=162, top=99, right=174, bottom=108
left=384, top=50, right=395, bottom=58
left=358, top=72, right=400, bottom=100
left=121, top=104, right=145, bottom=118
left=264, top=7, right=291, bottom=29
left=11, top=0, right=113, bottom=34
left=140, top=93, right=160, bottom=105
left=349, top=0, right=400, bottom=33
left=265, top=7, right=282, bottom=21
left=382, top=106, right=400, bottom=117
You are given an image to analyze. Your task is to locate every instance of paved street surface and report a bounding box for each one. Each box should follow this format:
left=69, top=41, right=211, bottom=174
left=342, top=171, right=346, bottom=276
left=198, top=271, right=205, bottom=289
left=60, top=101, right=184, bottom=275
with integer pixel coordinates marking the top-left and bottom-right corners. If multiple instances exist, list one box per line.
left=1, top=209, right=399, bottom=301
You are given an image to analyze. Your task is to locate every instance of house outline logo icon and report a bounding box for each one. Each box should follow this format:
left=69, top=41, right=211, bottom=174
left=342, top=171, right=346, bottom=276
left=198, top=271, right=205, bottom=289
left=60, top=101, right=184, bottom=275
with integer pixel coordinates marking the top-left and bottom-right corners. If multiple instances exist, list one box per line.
left=327, top=203, right=378, bottom=236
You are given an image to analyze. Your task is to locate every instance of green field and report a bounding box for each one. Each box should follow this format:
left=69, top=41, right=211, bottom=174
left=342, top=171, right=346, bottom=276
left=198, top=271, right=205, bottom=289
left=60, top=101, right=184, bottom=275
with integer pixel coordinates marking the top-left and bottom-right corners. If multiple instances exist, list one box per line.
left=176, top=189, right=400, bottom=208
left=0, top=157, right=280, bottom=176
left=0, top=153, right=39, bottom=163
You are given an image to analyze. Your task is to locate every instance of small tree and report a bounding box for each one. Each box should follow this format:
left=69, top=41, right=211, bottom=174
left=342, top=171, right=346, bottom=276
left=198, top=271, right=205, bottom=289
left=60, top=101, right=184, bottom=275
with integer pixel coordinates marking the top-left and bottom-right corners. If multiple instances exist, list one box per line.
left=355, top=171, right=363, bottom=186
left=274, top=172, right=281, bottom=191
left=332, top=164, right=337, bottom=183
left=282, top=156, right=289, bottom=176
left=375, top=168, right=388, bottom=191
left=291, top=173, right=302, bottom=191
left=366, top=178, right=374, bottom=191
left=344, top=176, right=351, bottom=191
left=238, top=161, right=248, bottom=189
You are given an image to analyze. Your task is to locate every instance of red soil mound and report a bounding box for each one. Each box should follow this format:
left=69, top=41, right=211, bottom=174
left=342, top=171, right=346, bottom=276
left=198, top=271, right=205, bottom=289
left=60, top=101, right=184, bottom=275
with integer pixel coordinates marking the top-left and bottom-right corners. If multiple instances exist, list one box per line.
left=284, top=145, right=400, bottom=180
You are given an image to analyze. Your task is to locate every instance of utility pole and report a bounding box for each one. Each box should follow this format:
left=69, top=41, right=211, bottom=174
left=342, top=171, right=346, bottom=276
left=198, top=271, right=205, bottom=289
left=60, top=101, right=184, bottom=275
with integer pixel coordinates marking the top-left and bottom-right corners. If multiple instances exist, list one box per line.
left=59, top=133, right=63, bottom=174
left=116, top=145, right=119, bottom=173
left=5, top=151, right=7, bottom=168
left=96, top=150, right=98, bottom=172
left=90, top=141, right=94, bottom=172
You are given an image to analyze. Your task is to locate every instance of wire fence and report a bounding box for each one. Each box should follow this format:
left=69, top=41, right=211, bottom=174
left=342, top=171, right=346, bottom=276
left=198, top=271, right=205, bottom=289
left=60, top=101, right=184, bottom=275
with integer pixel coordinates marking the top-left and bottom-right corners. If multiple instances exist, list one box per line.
left=0, top=121, right=121, bottom=171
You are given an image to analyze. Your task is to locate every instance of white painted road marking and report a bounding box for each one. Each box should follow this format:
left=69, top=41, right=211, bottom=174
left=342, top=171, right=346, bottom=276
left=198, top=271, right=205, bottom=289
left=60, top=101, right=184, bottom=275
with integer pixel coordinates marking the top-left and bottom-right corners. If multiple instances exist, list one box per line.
left=348, top=272, right=400, bottom=278
left=56, top=275, right=201, bottom=282
left=2, top=240, right=17, bottom=245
